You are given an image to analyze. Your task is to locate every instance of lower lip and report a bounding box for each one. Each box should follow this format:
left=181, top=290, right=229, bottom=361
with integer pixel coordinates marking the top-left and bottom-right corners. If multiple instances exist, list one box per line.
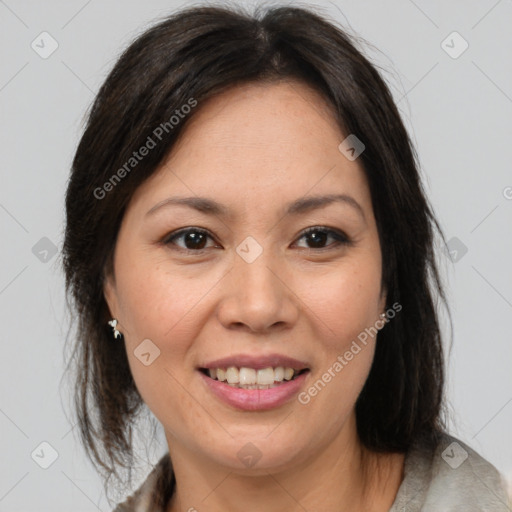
left=198, top=370, right=310, bottom=411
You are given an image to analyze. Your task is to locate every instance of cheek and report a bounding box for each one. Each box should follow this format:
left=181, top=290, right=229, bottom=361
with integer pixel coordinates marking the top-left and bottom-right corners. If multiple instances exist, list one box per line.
left=303, top=260, right=382, bottom=345
left=115, top=264, right=208, bottom=416
left=112, top=252, right=216, bottom=403
left=297, top=263, right=381, bottom=423
left=115, top=248, right=212, bottom=344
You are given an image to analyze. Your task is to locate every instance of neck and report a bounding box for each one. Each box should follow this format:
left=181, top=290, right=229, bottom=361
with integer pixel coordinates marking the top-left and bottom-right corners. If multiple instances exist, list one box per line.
left=165, top=412, right=405, bottom=512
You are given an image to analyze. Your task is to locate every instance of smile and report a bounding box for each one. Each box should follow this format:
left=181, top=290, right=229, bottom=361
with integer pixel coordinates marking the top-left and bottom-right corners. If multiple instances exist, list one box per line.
left=198, top=367, right=311, bottom=411
left=200, top=366, right=308, bottom=389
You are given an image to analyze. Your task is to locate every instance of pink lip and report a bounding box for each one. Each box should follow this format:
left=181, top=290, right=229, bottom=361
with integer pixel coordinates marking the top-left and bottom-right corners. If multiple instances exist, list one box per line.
left=199, top=370, right=310, bottom=411
left=199, top=353, right=310, bottom=371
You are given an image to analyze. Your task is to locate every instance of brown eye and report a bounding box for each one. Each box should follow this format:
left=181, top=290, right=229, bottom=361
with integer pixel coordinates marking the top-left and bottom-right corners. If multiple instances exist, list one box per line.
left=295, top=227, right=351, bottom=250
left=164, top=228, right=217, bottom=252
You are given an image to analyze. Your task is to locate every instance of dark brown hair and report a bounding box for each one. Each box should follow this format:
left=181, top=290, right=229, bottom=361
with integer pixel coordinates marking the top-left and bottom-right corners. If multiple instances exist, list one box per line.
left=61, top=1, right=450, bottom=498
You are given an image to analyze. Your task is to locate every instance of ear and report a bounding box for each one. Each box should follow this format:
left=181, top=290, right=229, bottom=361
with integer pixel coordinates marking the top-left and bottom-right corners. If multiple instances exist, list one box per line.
left=103, top=271, right=119, bottom=320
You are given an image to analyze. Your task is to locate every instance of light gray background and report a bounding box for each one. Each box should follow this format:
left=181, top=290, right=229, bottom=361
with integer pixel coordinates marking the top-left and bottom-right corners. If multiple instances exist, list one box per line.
left=1, top=0, right=511, bottom=510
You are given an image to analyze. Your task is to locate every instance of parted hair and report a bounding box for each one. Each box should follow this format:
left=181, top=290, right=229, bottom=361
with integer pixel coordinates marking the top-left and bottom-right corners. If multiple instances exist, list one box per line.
left=62, top=1, right=450, bottom=495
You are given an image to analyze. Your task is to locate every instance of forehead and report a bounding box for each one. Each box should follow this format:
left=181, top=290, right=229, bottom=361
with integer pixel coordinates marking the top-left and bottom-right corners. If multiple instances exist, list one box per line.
left=172, top=80, right=342, bottom=160
left=128, top=80, right=371, bottom=217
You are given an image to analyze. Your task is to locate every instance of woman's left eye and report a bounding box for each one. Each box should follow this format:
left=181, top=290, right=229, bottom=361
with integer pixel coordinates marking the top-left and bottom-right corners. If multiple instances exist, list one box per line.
left=294, top=227, right=351, bottom=250
left=162, top=226, right=351, bottom=253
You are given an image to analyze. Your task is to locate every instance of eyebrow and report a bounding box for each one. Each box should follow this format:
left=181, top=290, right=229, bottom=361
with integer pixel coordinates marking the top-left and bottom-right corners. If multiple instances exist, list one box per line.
left=145, top=193, right=366, bottom=222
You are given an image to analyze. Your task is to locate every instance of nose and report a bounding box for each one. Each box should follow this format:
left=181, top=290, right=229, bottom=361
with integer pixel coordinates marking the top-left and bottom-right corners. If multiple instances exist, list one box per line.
left=216, top=247, right=299, bottom=334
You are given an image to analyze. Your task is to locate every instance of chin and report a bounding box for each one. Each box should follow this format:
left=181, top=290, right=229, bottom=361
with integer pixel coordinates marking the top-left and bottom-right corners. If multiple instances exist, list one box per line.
left=198, top=432, right=311, bottom=474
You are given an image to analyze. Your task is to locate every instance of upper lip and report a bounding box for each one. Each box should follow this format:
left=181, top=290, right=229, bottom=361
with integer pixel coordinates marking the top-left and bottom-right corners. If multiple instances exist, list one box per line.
left=199, top=353, right=310, bottom=371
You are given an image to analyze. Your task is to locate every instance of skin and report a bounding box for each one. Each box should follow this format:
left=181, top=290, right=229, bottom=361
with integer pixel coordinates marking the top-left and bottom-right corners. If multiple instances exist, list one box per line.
left=104, top=80, right=405, bottom=512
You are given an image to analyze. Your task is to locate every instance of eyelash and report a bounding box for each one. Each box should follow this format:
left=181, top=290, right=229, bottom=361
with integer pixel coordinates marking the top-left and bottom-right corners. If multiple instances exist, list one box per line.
left=162, top=226, right=352, bottom=254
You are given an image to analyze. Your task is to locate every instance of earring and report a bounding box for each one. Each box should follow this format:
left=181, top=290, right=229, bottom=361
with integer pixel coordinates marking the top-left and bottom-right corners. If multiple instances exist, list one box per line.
left=108, top=318, right=122, bottom=339
left=380, top=313, right=386, bottom=319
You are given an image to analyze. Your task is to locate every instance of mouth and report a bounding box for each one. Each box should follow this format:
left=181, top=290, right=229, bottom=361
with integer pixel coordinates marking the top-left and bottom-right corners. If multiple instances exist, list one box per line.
left=199, top=366, right=310, bottom=390
left=198, top=365, right=311, bottom=411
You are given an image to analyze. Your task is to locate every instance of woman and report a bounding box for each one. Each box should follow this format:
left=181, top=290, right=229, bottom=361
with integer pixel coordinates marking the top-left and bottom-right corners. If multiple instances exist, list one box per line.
left=61, top=4, right=511, bottom=511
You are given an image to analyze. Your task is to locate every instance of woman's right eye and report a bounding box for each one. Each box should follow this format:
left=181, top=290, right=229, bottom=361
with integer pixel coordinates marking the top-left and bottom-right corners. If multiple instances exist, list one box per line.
left=163, top=228, right=219, bottom=253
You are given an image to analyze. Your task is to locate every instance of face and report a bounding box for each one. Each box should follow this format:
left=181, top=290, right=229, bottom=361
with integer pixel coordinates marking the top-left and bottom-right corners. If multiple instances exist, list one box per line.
left=104, top=81, right=386, bottom=473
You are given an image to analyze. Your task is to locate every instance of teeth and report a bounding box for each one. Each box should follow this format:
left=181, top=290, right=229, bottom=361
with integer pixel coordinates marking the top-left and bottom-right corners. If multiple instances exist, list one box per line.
left=256, top=367, right=274, bottom=385
left=239, top=367, right=256, bottom=385
left=283, top=367, right=294, bottom=381
left=226, top=367, right=239, bottom=384
left=205, top=366, right=303, bottom=387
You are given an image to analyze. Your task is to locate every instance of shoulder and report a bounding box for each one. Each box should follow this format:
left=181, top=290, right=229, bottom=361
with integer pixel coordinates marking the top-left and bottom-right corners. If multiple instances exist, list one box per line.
left=112, top=453, right=174, bottom=512
left=390, top=432, right=511, bottom=511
